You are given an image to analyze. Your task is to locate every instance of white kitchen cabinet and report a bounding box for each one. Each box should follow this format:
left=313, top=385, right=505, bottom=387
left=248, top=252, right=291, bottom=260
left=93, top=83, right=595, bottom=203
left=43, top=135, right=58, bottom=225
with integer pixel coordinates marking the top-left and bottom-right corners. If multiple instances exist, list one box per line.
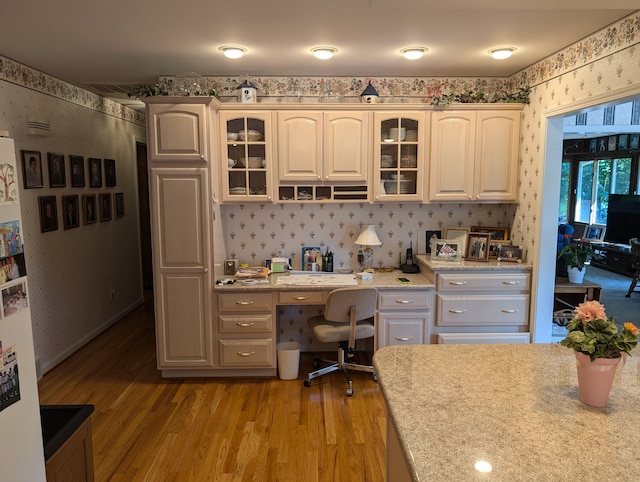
left=276, top=111, right=369, bottom=182
left=219, top=111, right=273, bottom=202
left=372, top=112, right=426, bottom=202
left=147, top=100, right=210, bottom=162
left=150, top=168, right=213, bottom=368
left=376, top=289, right=434, bottom=349
left=429, top=107, right=521, bottom=202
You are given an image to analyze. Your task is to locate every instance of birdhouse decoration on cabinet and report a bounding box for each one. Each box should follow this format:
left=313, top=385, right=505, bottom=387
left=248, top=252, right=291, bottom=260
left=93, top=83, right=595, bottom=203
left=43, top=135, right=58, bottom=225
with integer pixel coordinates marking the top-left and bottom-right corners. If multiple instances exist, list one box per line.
left=238, top=79, right=258, bottom=103
left=360, top=81, right=379, bottom=103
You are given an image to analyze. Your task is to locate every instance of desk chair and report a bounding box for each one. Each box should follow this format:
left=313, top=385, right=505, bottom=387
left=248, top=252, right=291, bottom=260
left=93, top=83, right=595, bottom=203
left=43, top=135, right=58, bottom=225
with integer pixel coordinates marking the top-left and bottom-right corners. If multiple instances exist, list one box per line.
left=303, top=287, right=377, bottom=396
left=625, top=238, right=640, bottom=297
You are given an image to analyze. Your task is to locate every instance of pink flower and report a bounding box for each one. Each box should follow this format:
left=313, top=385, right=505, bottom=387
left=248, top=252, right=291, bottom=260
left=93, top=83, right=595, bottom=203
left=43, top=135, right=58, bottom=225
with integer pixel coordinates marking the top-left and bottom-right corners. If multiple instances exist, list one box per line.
left=574, top=300, right=607, bottom=323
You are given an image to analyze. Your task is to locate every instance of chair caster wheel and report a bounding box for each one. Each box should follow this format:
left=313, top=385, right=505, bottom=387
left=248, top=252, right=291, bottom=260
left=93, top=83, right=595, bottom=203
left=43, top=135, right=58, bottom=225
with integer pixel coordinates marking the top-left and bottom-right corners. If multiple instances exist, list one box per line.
left=303, top=380, right=311, bottom=387
left=372, top=373, right=378, bottom=382
left=346, top=388, right=353, bottom=396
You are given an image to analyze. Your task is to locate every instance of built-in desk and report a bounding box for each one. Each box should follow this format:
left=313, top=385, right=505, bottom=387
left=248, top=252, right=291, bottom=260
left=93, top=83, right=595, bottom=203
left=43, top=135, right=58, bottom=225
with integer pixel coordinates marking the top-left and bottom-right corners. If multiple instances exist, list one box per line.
left=554, top=276, right=602, bottom=311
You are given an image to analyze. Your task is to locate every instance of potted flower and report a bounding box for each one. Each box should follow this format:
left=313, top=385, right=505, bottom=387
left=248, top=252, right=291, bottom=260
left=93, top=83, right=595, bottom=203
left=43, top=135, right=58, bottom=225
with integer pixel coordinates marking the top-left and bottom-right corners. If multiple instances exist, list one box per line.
left=560, top=300, right=638, bottom=406
left=557, top=240, right=595, bottom=283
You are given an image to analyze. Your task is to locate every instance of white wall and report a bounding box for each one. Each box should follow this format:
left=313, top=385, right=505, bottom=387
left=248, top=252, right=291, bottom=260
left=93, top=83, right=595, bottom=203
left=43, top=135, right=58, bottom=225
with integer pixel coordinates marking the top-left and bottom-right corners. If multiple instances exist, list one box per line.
left=0, top=64, right=146, bottom=374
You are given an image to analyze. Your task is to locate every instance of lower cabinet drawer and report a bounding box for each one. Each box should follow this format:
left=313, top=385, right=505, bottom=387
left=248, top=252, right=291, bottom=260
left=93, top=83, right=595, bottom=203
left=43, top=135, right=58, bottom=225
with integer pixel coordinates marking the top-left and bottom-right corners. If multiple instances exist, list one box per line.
left=437, top=294, right=528, bottom=326
left=219, top=314, right=273, bottom=333
left=219, top=338, right=275, bottom=367
left=378, top=314, right=427, bottom=348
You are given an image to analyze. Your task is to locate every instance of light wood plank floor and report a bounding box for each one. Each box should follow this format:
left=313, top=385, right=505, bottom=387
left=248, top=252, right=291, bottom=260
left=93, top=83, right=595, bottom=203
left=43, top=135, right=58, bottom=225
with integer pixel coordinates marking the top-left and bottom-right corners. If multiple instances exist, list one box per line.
left=38, top=293, right=388, bottom=481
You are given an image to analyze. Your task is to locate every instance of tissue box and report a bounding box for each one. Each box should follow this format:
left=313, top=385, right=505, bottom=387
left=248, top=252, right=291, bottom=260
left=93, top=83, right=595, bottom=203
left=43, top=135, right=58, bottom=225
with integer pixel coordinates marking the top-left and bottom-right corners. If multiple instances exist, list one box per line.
left=271, top=257, right=288, bottom=273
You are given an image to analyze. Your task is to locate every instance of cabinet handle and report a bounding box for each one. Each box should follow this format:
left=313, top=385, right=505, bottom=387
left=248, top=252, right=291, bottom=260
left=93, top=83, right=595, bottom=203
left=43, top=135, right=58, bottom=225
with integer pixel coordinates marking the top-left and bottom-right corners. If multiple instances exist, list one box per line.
left=395, top=299, right=414, bottom=304
left=236, top=300, right=254, bottom=305
left=448, top=281, right=467, bottom=285
left=448, top=309, right=466, bottom=314
left=294, top=296, right=310, bottom=301
left=395, top=336, right=414, bottom=341
left=236, top=322, right=255, bottom=327
left=204, top=268, right=208, bottom=273
left=501, top=309, right=518, bottom=313
left=200, top=154, right=205, bottom=160
left=502, top=280, right=519, bottom=285
left=236, top=351, right=255, bottom=357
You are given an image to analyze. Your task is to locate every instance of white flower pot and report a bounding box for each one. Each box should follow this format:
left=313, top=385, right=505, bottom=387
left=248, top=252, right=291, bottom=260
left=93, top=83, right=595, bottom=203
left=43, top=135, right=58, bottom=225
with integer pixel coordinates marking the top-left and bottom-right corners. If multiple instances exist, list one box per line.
left=567, top=266, right=586, bottom=284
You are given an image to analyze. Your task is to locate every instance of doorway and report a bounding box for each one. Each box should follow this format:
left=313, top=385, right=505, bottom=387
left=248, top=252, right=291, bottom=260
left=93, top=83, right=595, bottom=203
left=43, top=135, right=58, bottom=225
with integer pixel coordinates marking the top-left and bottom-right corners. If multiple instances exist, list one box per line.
left=136, top=141, right=153, bottom=290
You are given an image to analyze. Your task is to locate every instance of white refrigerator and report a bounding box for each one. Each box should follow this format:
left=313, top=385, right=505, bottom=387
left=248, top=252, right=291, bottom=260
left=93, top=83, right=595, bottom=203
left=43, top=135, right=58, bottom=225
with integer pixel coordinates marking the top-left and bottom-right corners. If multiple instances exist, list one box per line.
left=0, top=136, right=46, bottom=480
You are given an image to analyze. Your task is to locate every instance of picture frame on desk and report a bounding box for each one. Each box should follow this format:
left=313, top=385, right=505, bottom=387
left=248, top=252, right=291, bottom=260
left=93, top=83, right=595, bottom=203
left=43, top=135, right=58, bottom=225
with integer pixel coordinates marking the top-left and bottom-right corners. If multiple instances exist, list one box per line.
left=497, top=245, right=524, bottom=263
left=431, top=240, right=462, bottom=262
left=470, top=226, right=509, bottom=241
left=489, top=239, right=511, bottom=259
left=443, top=227, right=469, bottom=257
left=465, top=233, right=491, bottom=261
left=425, top=230, right=442, bottom=254
left=583, top=225, right=606, bottom=242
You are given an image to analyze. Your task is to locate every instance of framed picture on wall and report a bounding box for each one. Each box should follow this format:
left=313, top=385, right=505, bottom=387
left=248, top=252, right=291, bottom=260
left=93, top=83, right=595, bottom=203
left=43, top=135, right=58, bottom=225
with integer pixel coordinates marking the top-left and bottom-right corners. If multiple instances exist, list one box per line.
left=61, top=195, right=79, bottom=230
left=89, top=158, right=102, bottom=187
left=83, top=194, right=97, bottom=224
left=630, top=134, right=640, bottom=150
left=47, top=152, right=66, bottom=188
left=104, top=159, right=116, bottom=186
left=38, top=196, right=58, bottom=232
left=21, top=150, right=43, bottom=189
left=99, top=193, right=112, bottom=221
left=70, top=155, right=85, bottom=187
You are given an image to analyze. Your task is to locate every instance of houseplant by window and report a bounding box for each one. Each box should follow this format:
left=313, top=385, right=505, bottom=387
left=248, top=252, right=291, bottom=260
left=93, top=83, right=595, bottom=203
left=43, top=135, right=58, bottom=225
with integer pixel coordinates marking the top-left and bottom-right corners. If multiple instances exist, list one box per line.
left=557, top=241, right=595, bottom=283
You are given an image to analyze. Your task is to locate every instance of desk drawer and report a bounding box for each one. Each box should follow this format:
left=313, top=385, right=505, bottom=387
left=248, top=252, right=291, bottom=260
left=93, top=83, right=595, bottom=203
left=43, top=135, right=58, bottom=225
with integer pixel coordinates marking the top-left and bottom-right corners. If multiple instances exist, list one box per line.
left=217, top=292, right=273, bottom=312
left=219, top=338, right=275, bottom=367
left=378, top=290, right=432, bottom=311
left=437, top=273, right=530, bottom=292
left=277, top=290, right=326, bottom=305
left=437, top=294, right=528, bottom=326
left=219, top=314, right=273, bottom=333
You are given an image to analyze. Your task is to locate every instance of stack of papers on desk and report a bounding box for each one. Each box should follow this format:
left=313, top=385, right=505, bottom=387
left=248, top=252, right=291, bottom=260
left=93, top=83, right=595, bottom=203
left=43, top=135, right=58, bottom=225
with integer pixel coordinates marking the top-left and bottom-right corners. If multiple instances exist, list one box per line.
left=276, top=272, right=358, bottom=286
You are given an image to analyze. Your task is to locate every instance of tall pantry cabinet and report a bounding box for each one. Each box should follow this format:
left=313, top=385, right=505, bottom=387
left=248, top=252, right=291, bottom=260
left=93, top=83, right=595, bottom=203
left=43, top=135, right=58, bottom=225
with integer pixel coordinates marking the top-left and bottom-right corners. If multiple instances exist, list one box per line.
left=145, top=97, right=217, bottom=370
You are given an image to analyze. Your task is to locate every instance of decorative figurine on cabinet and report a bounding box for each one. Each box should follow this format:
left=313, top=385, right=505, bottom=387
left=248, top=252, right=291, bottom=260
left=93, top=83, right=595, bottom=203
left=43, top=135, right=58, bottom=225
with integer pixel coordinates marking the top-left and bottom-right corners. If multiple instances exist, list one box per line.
left=360, top=81, right=379, bottom=103
left=237, top=79, right=258, bottom=103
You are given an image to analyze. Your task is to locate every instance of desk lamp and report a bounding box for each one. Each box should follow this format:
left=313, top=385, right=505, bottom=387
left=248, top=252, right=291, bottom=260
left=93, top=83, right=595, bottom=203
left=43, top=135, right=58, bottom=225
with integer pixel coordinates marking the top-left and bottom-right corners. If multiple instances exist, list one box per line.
left=355, top=224, right=382, bottom=272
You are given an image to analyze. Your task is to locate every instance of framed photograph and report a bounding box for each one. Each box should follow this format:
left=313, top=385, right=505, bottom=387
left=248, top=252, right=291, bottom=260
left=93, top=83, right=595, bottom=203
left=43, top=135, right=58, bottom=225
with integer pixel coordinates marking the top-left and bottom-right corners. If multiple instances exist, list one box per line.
left=47, top=152, right=66, bottom=188
left=89, top=158, right=102, bottom=187
left=470, top=226, right=509, bottom=241
left=489, top=239, right=511, bottom=259
left=443, top=227, right=470, bottom=257
left=301, top=246, right=322, bottom=271
left=597, top=137, right=607, bottom=152
left=607, top=135, right=617, bottom=151
left=465, top=233, right=491, bottom=262
left=70, top=155, right=85, bottom=187
left=83, top=194, right=97, bottom=224
left=38, top=196, right=58, bottom=232
left=2, top=281, right=28, bottom=318
left=589, top=139, right=597, bottom=153
left=62, top=195, right=80, bottom=230
left=497, top=245, right=524, bottom=263
left=618, top=134, right=628, bottom=150
left=104, top=159, right=116, bottom=186
left=583, top=224, right=606, bottom=242
left=630, top=134, right=640, bottom=150
left=21, top=150, right=43, bottom=189
left=431, top=240, right=462, bottom=262
left=115, top=192, right=125, bottom=218
left=425, top=230, right=442, bottom=254
left=99, top=193, right=112, bottom=221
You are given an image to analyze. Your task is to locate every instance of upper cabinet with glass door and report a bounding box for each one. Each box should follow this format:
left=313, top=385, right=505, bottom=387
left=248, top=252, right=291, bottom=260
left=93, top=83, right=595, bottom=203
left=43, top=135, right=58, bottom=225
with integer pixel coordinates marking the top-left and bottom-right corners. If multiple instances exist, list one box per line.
left=373, top=112, right=426, bottom=201
left=219, top=112, right=273, bottom=202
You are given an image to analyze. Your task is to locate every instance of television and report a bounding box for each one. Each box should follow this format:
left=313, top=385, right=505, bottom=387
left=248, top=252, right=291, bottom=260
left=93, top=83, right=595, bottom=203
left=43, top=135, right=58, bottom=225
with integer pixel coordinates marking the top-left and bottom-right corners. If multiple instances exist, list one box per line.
left=604, top=194, right=640, bottom=245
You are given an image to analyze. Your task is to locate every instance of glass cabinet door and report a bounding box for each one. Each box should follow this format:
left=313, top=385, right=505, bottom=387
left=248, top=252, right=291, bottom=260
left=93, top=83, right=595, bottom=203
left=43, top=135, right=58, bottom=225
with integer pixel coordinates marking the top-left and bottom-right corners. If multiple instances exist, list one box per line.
left=374, top=113, right=425, bottom=201
left=221, top=112, right=272, bottom=202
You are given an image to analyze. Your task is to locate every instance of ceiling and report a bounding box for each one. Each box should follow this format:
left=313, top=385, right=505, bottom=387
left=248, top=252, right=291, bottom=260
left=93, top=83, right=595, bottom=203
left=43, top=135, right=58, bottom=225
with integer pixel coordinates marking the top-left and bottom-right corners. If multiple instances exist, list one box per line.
left=1, top=1, right=638, bottom=112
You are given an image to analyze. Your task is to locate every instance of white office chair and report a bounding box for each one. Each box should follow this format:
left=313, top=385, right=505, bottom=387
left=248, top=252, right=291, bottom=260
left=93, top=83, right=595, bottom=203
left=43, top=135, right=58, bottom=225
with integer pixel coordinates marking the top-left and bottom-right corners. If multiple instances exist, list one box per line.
left=303, top=287, right=377, bottom=396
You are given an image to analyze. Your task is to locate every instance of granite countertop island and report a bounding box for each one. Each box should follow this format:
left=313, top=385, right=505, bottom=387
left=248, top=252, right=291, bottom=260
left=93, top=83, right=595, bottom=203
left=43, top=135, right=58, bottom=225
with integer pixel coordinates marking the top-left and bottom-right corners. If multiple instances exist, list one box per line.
left=373, top=344, right=640, bottom=481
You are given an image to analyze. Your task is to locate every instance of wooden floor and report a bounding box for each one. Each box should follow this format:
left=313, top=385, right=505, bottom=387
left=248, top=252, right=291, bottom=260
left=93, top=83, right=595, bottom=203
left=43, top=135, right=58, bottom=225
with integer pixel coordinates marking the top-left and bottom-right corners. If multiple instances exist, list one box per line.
left=38, top=293, right=388, bottom=481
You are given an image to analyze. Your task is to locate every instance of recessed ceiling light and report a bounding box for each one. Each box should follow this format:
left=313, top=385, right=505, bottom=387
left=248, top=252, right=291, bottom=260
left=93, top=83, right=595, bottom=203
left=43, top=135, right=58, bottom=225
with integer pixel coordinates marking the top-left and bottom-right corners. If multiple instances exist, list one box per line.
left=311, top=47, right=338, bottom=60
left=219, top=46, right=247, bottom=59
left=489, top=47, right=516, bottom=60
left=400, top=47, right=428, bottom=60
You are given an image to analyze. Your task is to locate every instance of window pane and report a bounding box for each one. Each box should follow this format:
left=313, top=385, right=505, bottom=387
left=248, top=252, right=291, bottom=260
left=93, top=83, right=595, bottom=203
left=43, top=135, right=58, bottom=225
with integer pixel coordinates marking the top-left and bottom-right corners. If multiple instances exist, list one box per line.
left=558, top=161, right=571, bottom=223
left=611, top=157, right=631, bottom=194
left=594, top=159, right=611, bottom=224
left=574, top=160, right=594, bottom=223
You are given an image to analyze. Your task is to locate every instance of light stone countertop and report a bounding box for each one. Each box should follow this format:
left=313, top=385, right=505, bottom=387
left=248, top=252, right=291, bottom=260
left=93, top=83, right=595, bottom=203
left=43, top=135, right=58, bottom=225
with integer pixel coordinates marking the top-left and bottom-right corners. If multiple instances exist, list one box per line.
left=373, top=344, right=640, bottom=481
left=214, top=268, right=434, bottom=291
left=416, top=253, right=533, bottom=271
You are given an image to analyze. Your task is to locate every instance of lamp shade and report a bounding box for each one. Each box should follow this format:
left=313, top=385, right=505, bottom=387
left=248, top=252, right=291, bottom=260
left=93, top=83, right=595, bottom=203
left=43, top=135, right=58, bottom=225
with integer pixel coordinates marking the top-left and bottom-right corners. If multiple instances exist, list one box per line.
left=355, top=224, right=382, bottom=246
